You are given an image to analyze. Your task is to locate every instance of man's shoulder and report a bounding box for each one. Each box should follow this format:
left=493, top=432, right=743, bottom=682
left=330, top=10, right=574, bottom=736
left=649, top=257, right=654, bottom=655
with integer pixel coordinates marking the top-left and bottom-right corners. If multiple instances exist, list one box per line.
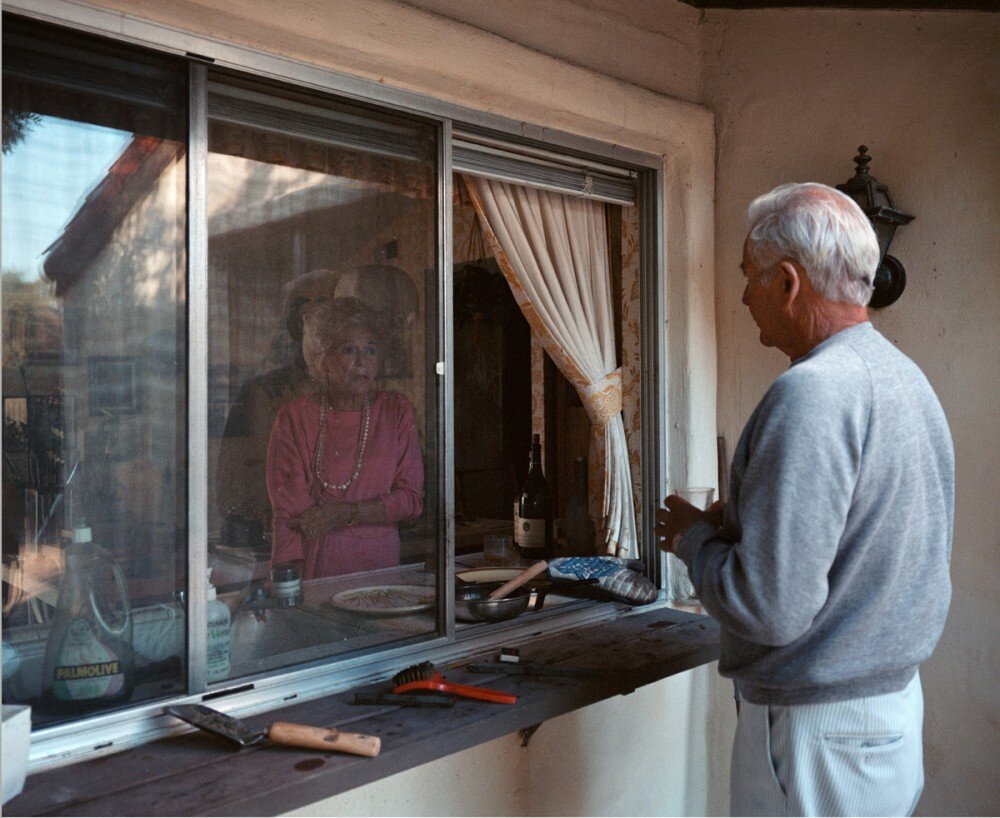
left=777, top=325, right=888, bottom=393
left=760, top=332, right=877, bottom=424
left=772, top=348, right=868, bottom=401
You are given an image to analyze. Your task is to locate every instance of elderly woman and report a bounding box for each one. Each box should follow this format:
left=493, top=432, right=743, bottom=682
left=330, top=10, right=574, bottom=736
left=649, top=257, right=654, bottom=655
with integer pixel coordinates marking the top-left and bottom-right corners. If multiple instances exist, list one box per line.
left=266, top=297, right=424, bottom=579
left=217, top=269, right=340, bottom=549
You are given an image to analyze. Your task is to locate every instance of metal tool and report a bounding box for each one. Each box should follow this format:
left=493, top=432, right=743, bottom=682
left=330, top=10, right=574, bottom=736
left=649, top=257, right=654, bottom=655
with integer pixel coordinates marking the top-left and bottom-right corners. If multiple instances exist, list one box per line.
left=352, top=692, right=455, bottom=708
left=165, top=703, right=381, bottom=756
left=465, top=662, right=607, bottom=679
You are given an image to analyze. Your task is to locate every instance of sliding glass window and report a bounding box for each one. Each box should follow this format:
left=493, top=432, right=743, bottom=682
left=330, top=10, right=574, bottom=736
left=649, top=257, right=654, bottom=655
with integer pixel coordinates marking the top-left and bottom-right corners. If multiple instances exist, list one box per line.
left=2, top=18, right=188, bottom=727
left=205, top=71, right=440, bottom=677
left=1, top=14, right=658, bottom=760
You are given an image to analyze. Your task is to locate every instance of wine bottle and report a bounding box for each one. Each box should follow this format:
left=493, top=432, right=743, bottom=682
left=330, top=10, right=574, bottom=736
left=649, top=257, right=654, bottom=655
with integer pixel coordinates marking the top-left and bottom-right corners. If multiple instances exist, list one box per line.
left=516, top=433, right=553, bottom=560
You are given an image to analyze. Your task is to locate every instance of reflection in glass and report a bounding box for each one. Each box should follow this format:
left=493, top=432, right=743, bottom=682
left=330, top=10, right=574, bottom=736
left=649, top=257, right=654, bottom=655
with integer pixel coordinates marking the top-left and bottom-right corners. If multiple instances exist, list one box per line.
left=267, top=298, right=424, bottom=579
left=2, top=19, right=187, bottom=726
left=207, top=72, right=439, bottom=678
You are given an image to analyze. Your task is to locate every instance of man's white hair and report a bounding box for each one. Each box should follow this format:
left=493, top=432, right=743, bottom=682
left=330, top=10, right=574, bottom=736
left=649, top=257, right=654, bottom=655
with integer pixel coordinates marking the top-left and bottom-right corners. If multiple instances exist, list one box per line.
left=746, top=183, right=880, bottom=306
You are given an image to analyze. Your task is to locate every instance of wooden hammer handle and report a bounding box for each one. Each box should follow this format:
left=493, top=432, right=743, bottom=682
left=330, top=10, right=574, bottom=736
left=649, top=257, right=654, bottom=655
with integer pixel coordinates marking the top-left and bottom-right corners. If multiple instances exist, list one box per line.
left=488, top=560, right=548, bottom=600
left=267, top=722, right=381, bottom=757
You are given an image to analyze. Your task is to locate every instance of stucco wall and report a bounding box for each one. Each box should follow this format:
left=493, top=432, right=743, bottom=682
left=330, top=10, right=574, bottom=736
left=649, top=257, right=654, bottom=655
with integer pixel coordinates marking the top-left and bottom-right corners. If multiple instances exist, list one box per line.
left=405, top=0, right=704, bottom=104
left=702, top=10, right=1000, bottom=816
left=285, top=664, right=715, bottom=817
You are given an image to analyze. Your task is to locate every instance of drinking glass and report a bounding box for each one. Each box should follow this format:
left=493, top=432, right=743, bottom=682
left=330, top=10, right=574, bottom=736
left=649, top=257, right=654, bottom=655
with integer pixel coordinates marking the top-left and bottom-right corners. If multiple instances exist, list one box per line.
left=668, top=487, right=715, bottom=607
left=484, top=534, right=515, bottom=566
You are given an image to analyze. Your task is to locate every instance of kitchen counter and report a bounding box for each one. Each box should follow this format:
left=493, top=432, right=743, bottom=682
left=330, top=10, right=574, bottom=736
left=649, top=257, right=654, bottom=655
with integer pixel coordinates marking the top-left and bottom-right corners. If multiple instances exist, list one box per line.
left=6, top=605, right=719, bottom=817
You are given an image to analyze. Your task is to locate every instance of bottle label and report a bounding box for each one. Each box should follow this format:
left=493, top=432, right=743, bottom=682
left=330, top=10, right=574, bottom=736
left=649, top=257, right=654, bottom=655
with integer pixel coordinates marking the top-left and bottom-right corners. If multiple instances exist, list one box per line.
left=518, top=517, right=546, bottom=549
left=206, top=611, right=231, bottom=683
left=51, top=619, right=124, bottom=701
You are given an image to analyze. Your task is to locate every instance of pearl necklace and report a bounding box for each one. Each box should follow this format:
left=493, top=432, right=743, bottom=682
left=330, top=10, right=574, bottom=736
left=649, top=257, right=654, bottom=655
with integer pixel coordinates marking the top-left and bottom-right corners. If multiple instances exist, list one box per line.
left=313, top=395, right=371, bottom=493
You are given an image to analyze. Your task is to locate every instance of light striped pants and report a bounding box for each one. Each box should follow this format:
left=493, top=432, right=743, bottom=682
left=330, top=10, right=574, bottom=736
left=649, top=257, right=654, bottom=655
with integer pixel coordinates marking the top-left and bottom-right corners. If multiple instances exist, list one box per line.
left=730, top=673, right=924, bottom=817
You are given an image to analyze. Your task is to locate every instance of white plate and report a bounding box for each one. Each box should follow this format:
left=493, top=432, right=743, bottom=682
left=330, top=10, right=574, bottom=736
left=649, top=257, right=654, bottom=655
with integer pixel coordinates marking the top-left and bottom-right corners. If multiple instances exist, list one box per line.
left=328, top=585, right=434, bottom=616
left=456, top=568, right=524, bottom=584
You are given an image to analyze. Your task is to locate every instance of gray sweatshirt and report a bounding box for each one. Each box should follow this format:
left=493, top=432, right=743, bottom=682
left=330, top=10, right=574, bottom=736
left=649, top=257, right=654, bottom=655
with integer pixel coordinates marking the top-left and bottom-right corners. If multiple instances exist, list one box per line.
left=677, top=323, right=954, bottom=705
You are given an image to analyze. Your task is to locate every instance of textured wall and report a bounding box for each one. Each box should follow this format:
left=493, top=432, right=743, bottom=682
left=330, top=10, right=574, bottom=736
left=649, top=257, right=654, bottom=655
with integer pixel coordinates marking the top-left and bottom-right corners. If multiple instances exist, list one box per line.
left=285, top=665, right=715, bottom=816
left=702, top=9, right=1000, bottom=815
left=405, top=0, right=704, bottom=104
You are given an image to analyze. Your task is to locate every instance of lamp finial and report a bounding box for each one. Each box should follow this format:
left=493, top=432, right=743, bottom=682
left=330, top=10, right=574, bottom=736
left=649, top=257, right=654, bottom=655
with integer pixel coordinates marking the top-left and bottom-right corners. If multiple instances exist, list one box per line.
left=853, top=145, right=872, bottom=175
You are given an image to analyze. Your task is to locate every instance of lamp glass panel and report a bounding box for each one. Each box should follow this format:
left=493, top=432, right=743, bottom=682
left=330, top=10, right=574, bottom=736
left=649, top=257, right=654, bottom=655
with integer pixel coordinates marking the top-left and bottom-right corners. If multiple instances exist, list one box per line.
left=873, top=219, right=896, bottom=263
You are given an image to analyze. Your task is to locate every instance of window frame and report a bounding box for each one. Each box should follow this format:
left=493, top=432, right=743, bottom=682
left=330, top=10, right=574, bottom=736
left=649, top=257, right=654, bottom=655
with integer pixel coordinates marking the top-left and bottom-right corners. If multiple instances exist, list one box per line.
left=5, top=1, right=668, bottom=772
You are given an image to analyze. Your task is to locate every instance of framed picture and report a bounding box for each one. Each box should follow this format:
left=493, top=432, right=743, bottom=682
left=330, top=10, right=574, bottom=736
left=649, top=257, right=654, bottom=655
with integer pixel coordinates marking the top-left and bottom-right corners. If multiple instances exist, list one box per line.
left=88, top=356, right=139, bottom=415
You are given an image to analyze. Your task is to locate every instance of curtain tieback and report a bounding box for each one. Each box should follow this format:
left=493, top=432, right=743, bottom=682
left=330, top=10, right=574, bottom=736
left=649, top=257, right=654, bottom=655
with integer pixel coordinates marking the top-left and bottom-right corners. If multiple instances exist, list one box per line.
left=579, top=368, right=623, bottom=427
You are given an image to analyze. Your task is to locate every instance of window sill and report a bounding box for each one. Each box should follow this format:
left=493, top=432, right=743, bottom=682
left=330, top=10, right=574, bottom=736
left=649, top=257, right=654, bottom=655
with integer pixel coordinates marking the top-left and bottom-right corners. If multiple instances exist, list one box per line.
left=6, top=606, right=719, bottom=817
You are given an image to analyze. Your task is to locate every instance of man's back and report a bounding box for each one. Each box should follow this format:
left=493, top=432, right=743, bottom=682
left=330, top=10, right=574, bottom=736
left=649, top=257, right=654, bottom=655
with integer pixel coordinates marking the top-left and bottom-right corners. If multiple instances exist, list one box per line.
left=700, top=323, right=954, bottom=704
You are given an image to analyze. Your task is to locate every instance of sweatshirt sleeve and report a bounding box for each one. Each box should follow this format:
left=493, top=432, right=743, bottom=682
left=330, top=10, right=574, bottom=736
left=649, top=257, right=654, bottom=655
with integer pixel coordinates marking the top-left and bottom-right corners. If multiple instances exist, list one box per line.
left=676, top=369, right=868, bottom=646
left=378, top=396, right=424, bottom=524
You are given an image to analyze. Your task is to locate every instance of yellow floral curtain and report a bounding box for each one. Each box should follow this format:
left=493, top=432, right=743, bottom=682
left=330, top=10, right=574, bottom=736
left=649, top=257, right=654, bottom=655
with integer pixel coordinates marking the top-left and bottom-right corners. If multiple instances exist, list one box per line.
left=463, top=174, right=638, bottom=558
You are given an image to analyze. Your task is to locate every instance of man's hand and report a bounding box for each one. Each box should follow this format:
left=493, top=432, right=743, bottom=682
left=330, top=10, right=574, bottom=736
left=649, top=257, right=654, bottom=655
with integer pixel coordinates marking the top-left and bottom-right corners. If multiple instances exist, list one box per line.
left=656, top=496, right=725, bottom=554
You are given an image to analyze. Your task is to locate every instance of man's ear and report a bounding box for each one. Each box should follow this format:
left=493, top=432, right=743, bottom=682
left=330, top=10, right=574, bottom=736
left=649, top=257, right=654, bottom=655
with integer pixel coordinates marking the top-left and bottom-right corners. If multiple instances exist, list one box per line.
left=777, top=260, right=801, bottom=307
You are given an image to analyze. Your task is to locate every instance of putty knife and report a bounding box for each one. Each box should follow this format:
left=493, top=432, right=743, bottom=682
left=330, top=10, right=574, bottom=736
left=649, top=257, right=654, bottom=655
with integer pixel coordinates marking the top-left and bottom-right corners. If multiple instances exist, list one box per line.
left=165, top=703, right=381, bottom=757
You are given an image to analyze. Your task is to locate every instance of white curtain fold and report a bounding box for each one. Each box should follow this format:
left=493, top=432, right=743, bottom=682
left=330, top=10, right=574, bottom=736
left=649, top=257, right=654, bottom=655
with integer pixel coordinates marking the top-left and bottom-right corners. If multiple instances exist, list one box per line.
left=463, top=175, right=638, bottom=558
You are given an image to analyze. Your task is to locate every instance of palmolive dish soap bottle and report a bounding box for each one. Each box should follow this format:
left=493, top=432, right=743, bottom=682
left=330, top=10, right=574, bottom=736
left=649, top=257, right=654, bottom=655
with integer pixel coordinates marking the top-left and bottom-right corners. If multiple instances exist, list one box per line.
left=41, top=519, right=134, bottom=712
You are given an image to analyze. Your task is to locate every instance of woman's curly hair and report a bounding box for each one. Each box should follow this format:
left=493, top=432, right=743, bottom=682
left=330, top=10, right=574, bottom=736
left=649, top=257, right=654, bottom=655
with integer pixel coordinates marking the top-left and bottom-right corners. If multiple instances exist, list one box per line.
left=307, top=297, right=384, bottom=350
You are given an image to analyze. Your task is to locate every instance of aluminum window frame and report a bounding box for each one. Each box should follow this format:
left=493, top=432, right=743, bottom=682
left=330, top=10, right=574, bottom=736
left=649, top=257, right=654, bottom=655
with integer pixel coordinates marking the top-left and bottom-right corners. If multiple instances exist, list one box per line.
left=5, top=0, right=669, bottom=772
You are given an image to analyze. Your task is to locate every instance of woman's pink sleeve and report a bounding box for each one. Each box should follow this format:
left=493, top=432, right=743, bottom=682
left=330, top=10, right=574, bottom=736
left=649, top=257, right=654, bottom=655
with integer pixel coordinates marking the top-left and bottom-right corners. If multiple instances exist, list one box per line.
left=379, top=398, right=424, bottom=524
left=266, top=406, right=313, bottom=565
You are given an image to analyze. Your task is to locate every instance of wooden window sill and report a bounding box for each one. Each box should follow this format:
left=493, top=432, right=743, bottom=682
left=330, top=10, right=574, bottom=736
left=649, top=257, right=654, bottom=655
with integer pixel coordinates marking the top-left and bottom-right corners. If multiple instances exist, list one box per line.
left=6, top=606, right=719, bottom=817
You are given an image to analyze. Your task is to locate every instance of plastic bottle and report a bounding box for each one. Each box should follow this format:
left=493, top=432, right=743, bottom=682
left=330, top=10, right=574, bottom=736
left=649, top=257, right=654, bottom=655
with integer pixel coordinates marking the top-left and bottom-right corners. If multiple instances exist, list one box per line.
left=206, top=569, right=231, bottom=683
left=41, top=520, right=134, bottom=712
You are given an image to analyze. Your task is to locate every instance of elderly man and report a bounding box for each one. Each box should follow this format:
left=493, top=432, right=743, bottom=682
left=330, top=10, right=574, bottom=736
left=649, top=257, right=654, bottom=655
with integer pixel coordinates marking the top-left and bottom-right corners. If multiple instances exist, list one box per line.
left=658, top=183, right=954, bottom=816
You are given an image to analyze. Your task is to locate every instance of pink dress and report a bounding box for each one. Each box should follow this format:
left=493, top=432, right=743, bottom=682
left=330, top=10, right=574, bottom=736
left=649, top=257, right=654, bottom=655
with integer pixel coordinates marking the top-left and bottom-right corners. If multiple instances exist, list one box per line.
left=266, top=391, right=424, bottom=579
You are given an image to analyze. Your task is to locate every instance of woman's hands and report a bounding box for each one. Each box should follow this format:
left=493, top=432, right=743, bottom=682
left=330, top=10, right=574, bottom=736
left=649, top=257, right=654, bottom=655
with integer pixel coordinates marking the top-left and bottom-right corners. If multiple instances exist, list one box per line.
left=291, top=502, right=354, bottom=540
left=290, top=499, right=387, bottom=540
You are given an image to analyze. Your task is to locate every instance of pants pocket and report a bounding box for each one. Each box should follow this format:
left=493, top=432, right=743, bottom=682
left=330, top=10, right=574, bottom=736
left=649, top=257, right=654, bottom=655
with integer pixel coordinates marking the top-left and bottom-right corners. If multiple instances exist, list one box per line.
left=824, top=733, right=904, bottom=750
left=820, top=733, right=915, bottom=816
left=766, top=706, right=788, bottom=797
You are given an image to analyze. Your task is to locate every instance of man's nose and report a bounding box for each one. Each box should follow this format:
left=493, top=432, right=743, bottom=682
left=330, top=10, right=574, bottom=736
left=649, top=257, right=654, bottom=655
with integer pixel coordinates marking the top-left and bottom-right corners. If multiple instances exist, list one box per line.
left=741, top=285, right=750, bottom=306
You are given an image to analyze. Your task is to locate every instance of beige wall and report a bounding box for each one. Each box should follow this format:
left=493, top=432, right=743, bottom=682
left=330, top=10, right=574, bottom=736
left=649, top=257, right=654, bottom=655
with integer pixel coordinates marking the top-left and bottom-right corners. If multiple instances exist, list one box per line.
left=405, top=0, right=704, bottom=104
left=702, top=9, right=1000, bottom=816
left=286, top=665, right=716, bottom=817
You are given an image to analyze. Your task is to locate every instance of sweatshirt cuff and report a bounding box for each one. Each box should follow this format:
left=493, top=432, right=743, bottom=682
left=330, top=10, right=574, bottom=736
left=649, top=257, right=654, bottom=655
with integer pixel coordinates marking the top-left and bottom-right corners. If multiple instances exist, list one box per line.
left=675, top=521, right=720, bottom=584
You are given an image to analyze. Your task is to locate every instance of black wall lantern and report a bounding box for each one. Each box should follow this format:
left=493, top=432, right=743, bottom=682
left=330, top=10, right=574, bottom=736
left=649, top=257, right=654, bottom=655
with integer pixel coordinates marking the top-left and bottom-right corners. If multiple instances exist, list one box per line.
left=836, top=145, right=915, bottom=309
